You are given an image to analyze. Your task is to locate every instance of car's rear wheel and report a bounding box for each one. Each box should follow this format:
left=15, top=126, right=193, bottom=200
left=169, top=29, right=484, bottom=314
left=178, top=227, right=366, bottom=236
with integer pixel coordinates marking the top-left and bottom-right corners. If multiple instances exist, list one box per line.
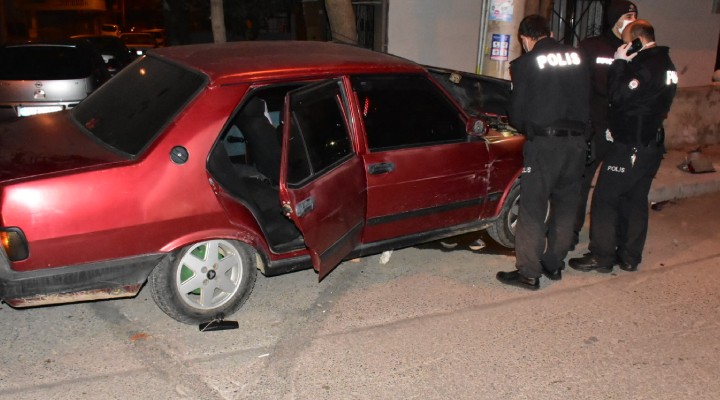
left=149, top=239, right=257, bottom=324
left=488, top=182, right=520, bottom=248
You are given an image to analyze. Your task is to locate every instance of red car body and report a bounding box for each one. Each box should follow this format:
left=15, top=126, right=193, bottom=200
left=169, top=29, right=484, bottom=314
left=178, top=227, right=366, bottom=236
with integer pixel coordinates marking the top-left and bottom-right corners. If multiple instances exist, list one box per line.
left=0, top=41, right=523, bottom=323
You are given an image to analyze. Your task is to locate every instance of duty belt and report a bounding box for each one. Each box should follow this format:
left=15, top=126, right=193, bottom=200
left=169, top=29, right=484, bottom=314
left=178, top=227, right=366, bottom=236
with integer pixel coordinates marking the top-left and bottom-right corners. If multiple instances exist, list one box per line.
left=537, top=127, right=584, bottom=137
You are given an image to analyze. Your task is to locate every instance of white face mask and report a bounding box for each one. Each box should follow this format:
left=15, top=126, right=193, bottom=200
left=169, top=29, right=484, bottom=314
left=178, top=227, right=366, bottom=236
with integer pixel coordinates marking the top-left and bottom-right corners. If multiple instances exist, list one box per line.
left=618, top=19, right=633, bottom=34
left=522, top=38, right=530, bottom=53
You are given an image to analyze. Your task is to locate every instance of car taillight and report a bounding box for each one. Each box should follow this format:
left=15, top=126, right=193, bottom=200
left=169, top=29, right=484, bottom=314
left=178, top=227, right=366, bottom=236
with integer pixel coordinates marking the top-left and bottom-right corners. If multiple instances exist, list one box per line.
left=1, top=227, right=29, bottom=261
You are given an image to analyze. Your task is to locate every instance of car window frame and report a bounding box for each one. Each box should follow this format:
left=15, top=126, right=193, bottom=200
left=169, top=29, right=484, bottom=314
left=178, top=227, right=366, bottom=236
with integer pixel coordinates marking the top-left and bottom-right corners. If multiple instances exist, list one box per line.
left=283, top=78, right=356, bottom=189
left=70, top=55, right=208, bottom=159
left=350, top=73, right=469, bottom=153
left=426, top=67, right=512, bottom=118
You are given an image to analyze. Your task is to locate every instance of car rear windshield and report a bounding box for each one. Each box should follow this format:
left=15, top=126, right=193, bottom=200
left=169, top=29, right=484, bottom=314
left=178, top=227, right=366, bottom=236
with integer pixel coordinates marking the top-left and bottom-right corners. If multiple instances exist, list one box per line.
left=0, top=45, right=90, bottom=80
left=72, top=56, right=206, bottom=156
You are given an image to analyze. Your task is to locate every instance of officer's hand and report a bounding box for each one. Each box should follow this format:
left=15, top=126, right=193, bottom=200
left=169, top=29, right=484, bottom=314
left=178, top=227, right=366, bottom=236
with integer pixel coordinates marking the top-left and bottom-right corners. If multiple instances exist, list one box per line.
left=614, top=43, right=638, bottom=62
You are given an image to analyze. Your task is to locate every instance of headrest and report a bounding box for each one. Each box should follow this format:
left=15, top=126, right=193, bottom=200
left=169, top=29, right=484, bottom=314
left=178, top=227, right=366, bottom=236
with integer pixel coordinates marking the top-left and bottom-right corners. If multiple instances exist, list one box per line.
left=242, top=97, right=267, bottom=117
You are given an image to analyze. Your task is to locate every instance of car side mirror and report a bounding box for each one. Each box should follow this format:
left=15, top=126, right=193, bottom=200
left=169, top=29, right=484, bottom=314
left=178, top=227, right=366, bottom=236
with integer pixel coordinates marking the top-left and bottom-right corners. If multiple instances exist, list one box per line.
left=467, top=117, right=488, bottom=137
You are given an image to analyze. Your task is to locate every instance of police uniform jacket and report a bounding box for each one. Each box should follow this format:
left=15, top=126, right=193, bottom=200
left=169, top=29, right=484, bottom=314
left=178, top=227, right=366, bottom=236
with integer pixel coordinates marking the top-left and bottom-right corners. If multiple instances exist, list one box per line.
left=510, top=37, right=590, bottom=138
left=579, top=31, right=624, bottom=127
left=607, top=46, right=677, bottom=146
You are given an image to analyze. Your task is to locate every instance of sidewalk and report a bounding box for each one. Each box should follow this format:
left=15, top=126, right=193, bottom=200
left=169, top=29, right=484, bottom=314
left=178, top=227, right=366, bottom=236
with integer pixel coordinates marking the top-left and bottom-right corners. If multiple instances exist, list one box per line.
left=649, top=144, right=720, bottom=203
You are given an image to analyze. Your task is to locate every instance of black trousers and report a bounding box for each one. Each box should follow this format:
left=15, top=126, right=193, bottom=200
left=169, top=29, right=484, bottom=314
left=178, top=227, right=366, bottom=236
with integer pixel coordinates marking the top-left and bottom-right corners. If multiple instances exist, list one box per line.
left=574, top=123, right=614, bottom=240
left=588, top=143, right=664, bottom=266
left=515, top=136, right=587, bottom=278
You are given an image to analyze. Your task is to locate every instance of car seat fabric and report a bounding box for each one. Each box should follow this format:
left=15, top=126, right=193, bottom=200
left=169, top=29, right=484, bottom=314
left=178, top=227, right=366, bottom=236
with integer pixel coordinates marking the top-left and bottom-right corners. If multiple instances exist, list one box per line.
left=237, top=97, right=282, bottom=185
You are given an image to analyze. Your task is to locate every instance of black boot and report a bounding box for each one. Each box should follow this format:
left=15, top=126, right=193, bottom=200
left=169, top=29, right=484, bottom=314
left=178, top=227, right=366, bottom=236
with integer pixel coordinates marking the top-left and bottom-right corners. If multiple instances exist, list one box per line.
left=568, top=253, right=613, bottom=273
left=618, top=261, right=638, bottom=272
left=542, top=266, right=562, bottom=281
left=496, top=270, right=540, bottom=290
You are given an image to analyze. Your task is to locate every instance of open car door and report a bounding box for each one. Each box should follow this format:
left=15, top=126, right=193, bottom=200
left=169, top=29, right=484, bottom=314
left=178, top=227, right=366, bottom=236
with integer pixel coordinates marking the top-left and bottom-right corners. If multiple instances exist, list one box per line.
left=279, top=78, right=367, bottom=280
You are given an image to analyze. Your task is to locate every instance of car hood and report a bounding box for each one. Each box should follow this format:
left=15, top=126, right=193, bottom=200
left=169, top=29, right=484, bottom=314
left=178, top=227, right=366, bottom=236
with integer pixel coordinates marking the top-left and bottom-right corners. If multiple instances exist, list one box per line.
left=0, top=111, right=127, bottom=182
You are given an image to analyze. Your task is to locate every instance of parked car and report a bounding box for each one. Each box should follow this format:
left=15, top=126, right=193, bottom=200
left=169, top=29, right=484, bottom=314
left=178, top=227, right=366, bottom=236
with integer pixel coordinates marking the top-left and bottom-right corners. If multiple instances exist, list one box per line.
left=141, top=28, right=166, bottom=47
left=120, top=32, right=157, bottom=56
left=101, top=24, right=121, bottom=37
left=71, top=35, right=137, bottom=76
left=0, top=41, right=524, bottom=324
left=0, top=39, right=111, bottom=122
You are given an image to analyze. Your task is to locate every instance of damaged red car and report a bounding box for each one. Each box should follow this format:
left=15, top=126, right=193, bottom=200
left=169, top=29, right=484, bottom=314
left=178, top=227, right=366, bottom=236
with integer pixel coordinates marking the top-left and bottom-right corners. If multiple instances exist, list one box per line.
left=0, top=41, right=523, bottom=324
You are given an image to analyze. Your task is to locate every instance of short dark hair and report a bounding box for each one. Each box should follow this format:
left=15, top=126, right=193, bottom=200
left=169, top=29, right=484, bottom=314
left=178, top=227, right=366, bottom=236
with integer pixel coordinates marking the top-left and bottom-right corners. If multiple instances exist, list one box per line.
left=627, top=19, right=655, bottom=42
left=518, top=15, right=551, bottom=40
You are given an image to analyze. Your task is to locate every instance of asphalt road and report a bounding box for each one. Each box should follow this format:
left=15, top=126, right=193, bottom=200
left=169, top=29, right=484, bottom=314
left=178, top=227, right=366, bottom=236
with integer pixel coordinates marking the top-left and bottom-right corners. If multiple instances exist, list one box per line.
left=1, top=192, right=719, bottom=400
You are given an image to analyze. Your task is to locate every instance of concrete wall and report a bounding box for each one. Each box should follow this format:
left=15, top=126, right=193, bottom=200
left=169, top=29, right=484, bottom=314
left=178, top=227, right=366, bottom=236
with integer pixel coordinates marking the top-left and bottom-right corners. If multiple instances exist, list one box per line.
left=607, top=0, right=719, bottom=88
left=617, top=1, right=720, bottom=147
left=665, top=84, right=720, bottom=150
left=386, top=0, right=720, bottom=87
left=386, top=0, right=482, bottom=71
left=384, top=1, right=719, bottom=149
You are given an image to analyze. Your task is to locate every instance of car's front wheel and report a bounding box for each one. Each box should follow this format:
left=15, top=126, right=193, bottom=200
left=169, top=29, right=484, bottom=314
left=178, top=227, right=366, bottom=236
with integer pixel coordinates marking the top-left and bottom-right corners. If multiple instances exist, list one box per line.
left=487, top=182, right=520, bottom=248
left=149, top=239, right=257, bottom=324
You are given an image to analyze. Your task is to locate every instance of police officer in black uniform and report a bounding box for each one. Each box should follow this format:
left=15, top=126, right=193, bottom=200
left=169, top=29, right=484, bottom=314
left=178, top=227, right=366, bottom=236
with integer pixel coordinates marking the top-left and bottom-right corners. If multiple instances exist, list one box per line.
left=569, top=20, right=677, bottom=273
left=573, top=0, right=638, bottom=247
left=496, top=15, right=590, bottom=290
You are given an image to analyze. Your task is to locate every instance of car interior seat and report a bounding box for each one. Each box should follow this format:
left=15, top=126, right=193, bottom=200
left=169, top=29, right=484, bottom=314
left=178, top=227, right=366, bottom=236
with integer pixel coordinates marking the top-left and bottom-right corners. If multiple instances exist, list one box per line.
left=237, top=97, right=282, bottom=185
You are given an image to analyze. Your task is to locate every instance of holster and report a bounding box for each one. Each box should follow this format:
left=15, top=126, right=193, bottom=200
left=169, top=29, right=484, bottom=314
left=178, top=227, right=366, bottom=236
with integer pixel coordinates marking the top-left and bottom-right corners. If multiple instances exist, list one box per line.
left=584, top=121, right=596, bottom=165
left=585, top=138, right=596, bottom=165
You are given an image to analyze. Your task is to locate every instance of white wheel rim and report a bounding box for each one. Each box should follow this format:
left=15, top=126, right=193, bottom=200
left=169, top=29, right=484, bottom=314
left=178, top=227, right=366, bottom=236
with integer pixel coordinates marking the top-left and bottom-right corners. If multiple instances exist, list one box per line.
left=176, top=240, right=243, bottom=310
left=508, top=195, right=520, bottom=235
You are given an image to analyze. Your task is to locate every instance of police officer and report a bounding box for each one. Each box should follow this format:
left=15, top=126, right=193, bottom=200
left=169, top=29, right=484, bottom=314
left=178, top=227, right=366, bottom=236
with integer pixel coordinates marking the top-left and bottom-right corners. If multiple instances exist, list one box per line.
left=496, top=15, right=590, bottom=290
left=569, top=20, right=677, bottom=273
left=573, top=0, right=638, bottom=248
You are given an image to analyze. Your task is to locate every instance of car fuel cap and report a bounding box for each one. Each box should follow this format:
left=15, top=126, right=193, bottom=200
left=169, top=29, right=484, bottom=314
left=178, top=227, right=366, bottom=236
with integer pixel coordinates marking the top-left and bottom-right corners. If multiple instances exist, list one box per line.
left=170, top=146, right=189, bottom=164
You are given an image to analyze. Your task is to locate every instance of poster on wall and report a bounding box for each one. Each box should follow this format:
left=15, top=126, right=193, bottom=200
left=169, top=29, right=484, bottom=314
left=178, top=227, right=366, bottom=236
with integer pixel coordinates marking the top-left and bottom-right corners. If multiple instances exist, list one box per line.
left=489, top=0, right=514, bottom=22
left=490, top=34, right=511, bottom=61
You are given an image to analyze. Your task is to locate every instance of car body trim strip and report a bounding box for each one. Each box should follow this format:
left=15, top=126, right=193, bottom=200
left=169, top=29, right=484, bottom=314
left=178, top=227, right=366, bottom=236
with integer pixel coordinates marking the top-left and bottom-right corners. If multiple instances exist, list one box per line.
left=367, top=196, right=485, bottom=226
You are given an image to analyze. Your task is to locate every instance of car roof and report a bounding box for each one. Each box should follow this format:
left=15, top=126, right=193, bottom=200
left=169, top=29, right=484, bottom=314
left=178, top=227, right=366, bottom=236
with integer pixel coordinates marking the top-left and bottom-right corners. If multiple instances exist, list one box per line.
left=3, top=39, right=82, bottom=48
left=1, top=39, right=100, bottom=59
left=150, top=41, right=425, bottom=86
left=71, top=34, right=120, bottom=41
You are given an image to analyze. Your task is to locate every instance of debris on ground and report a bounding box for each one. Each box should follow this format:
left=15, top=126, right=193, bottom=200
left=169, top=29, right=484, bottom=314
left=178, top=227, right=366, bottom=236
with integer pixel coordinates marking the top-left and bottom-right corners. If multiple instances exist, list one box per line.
left=379, top=250, right=393, bottom=264
left=129, top=332, right=150, bottom=341
left=677, top=148, right=716, bottom=173
left=468, top=238, right=486, bottom=251
left=651, top=200, right=674, bottom=211
left=440, top=241, right=458, bottom=249
left=441, top=238, right=486, bottom=251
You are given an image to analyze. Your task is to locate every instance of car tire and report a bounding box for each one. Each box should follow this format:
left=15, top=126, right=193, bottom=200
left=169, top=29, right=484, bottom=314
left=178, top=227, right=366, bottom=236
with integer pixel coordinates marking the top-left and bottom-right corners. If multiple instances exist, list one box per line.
left=488, top=182, right=520, bottom=248
left=149, top=239, right=257, bottom=324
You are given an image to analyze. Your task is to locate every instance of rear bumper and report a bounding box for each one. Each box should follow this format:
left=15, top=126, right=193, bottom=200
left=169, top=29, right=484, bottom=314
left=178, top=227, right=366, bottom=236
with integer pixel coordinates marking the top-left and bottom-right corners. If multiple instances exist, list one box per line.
left=0, top=106, right=19, bottom=123
left=0, top=247, right=166, bottom=307
left=0, top=101, right=80, bottom=119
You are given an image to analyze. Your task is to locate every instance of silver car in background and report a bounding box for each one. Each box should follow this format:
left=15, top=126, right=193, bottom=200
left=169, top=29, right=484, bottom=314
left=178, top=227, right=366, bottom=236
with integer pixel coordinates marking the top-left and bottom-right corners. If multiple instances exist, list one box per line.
left=0, top=40, right=110, bottom=122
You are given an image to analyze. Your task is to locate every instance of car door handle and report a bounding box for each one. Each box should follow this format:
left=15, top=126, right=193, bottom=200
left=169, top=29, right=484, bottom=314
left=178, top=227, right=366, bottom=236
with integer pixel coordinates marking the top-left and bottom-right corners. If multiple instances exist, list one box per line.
left=295, top=197, right=315, bottom=217
left=368, top=162, right=395, bottom=175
